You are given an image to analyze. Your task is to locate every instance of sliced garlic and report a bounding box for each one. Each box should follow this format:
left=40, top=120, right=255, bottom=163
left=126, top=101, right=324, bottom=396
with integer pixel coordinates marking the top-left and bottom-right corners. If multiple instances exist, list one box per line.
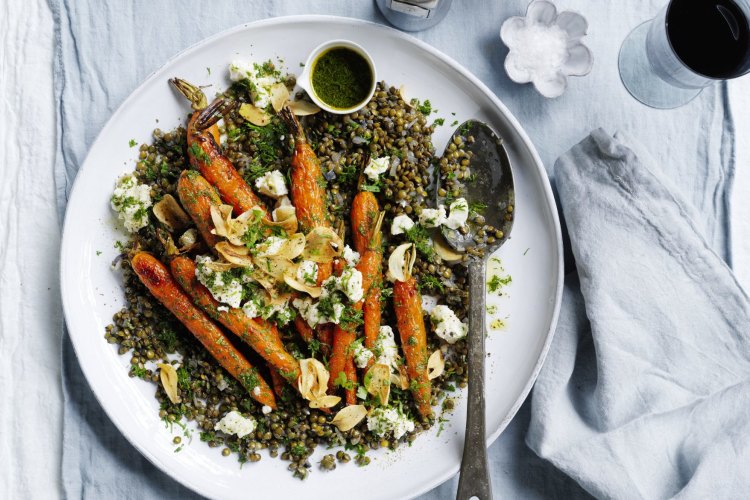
left=427, top=350, right=445, bottom=380
left=388, top=243, right=416, bottom=283
left=215, top=241, right=254, bottom=268
left=331, top=405, right=368, bottom=432
left=152, top=194, right=190, bottom=232
left=158, top=363, right=180, bottom=404
left=238, top=102, right=271, bottom=126
left=288, top=99, right=322, bottom=116
left=432, top=230, right=464, bottom=264
left=309, top=395, right=342, bottom=409
left=269, top=83, right=290, bottom=113
left=283, top=265, right=322, bottom=298
left=303, top=227, right=344, bottom=263
left=364, top=363, right=391, bottom=406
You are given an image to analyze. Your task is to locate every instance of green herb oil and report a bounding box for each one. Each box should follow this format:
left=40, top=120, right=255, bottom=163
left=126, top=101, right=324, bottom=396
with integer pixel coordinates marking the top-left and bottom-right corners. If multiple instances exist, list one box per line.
left=311, top=48, right=372, bottom=109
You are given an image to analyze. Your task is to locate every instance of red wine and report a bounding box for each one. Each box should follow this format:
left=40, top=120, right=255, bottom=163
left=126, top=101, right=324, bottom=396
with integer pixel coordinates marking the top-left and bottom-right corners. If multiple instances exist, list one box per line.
left=667, top=0, right=750, bottom=78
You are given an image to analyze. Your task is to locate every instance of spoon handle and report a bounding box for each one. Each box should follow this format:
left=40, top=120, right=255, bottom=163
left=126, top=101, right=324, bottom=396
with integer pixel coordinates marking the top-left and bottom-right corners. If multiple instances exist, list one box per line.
left=456, top=259, right=492, bottom=500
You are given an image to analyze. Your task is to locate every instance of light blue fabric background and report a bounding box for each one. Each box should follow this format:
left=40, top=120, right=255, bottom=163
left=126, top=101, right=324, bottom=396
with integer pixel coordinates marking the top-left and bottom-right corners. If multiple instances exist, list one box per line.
left=50, top=0, right=740, bottom=498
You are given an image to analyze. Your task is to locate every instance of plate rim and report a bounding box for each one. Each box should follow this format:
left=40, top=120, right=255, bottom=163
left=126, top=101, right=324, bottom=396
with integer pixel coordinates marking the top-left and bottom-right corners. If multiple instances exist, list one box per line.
left=59, top=14, right=564, bottom=499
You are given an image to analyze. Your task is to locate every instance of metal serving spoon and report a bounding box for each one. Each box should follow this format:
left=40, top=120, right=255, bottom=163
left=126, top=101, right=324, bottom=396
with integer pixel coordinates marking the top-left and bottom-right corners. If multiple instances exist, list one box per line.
left=436, top=120, right=515, bottom=500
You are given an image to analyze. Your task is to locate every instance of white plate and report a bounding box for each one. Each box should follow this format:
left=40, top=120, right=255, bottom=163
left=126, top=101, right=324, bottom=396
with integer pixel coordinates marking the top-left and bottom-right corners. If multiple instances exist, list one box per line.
left=60, top=15, right=563, bottom=500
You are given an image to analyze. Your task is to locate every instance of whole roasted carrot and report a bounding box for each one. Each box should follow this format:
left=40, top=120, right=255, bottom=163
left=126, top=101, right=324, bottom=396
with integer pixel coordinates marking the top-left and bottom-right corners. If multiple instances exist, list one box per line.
left=172, top=83, right=267, bottom=217
left=130, top=252, right=275, bottom=408
left=170, top=256, right=300, bottom=384
left=394, top=276, right=433, bottom=419
left=176, top=170, right=221, bottom=248
left=278, top=106, right=329, bottom=232
left=351, top=194, right=384, bottom=358
left=328, top=325, right=358, bottom=405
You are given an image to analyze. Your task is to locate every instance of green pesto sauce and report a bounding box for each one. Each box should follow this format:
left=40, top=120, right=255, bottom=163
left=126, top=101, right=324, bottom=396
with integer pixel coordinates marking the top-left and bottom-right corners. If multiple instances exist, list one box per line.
left=311, top=48, right=372, bottom=109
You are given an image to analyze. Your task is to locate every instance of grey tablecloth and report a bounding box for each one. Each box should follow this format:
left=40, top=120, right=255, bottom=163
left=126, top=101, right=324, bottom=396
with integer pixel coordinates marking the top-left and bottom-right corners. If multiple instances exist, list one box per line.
left=50, top=0, right=740, bottom=498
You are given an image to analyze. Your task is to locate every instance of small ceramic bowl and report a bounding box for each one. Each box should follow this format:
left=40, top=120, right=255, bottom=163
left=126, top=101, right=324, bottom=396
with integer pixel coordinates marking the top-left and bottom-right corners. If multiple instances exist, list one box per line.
left=500, top=0, right=593, bottom=98
left=297, top=39, right=377, bottom=114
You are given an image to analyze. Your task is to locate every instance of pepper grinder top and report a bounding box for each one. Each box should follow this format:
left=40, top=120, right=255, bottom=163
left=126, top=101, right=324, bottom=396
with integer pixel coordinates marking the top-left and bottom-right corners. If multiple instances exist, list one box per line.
left=375, top=0, right=453, bottom=32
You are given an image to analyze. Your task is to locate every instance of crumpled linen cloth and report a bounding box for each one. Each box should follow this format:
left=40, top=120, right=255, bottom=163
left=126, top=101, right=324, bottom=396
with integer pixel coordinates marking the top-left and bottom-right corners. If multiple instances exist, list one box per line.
left=48, top=0, right=741, bottom=498
left=527, top=130, right=750, bottom=499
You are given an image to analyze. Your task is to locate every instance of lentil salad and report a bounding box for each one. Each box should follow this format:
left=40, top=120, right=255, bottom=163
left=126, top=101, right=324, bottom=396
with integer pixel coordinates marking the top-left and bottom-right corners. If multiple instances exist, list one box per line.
left=105, top=58, right=506, bottom=479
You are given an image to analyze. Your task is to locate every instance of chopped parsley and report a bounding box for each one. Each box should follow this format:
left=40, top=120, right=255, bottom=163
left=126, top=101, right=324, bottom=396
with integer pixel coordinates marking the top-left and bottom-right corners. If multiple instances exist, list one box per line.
left=432, top=118, right=445, bottom=127
left=468, top=201, right=487, bottom=215
left=487, top=274, right=512, bottom=293
left=129, top=139, right=137, bottom=148
left=403, top=224, right=435, bottom=261
left=189, top=142, right=212, bottom=165
left=419, top=275, right=445, bottom=293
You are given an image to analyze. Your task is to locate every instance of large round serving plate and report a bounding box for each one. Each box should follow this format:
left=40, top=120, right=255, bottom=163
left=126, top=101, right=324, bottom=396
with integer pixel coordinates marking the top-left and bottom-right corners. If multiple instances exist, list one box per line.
left=60, top=15, right=563, bottom=500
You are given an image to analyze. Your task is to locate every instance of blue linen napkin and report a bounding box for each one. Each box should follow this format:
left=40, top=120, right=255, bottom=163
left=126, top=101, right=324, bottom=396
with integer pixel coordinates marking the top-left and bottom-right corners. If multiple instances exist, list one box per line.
left=49, top=0, right=740, bottom=498
left=526, top=130, right=750, bottom=499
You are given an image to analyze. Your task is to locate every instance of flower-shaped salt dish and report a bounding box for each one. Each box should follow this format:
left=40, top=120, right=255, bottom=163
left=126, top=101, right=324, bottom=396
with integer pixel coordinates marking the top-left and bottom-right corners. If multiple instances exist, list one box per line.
left=500, top=0, right=593, bottom=98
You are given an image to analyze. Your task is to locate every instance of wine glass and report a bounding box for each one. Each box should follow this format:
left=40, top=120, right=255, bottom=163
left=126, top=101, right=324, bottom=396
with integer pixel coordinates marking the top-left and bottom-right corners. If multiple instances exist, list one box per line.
left=619, top=0, right=750, bottom=109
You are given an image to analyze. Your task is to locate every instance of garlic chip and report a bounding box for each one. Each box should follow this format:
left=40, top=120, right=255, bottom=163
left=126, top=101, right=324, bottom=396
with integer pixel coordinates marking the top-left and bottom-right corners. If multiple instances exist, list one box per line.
left=427, top=350, right=445, bottom=380
left=399, top=85, right=414, bottom=108
left=298, top=358, right=331, bottom=401
left=432, top=230, right=464, bottom=264
left=254, top=256, right=290, bottom=280
left=270, top=83, right=290, bottom=113
left=331, top=405, right=368, bottom=432
left=238, top=102, right=271, bottom=126
left=395, top=364, right=410, bottom=390
left=309, top=395, right=342, bottom=409
left=364, top=364, right=391, bottom=406
left=269, top=205, right=298, bottom=234
left=158, top=363, right=180, bottom=404
left=202, top=260, right=236, bottom=272
left=288, top=99, right=322, bottom=116
left=303, top=227, right=344, bottom=263
left=152, top=194, right=190, bottom=232
left=388, top=243, right=415, bottom=283
left=215, top=241, right=254, bottom=268
left=284, top=265, right=322, bottom=298
left=209, top=205, right=234, bottom=240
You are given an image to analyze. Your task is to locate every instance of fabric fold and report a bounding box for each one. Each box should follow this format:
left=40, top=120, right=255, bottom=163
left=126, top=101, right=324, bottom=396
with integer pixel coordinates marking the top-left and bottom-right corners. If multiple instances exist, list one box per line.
left=528, top=130, right=750, bottom=499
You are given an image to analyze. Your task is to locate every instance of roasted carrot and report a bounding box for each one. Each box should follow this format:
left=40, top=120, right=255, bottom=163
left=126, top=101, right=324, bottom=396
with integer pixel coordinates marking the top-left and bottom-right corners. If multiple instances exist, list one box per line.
left=172, top=83, right=267, bottom=217
left=328, top=325, right=358, bottom=403
left=176, top=170, right=222, bottom=248
left=351, top=194, right=384, bottom=358
left=170, top=256, right=300, bottom=384
left=269, top=369, right=287, bottom=399
left=279, top=105, right=333, bottom=335
left=279, top=106, right=329, bottom=233
left=294, top=315, right=315, bottom=344
left=130, top=252, right=275, bottom=408
left=317, top=324, right=333, bottom=355
left=394, top=276, right=433, bottom=419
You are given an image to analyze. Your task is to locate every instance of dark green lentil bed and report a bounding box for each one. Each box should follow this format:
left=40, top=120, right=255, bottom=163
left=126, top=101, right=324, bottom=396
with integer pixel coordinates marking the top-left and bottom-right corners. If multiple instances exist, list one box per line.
left=105, top=78, right=487, bottom=479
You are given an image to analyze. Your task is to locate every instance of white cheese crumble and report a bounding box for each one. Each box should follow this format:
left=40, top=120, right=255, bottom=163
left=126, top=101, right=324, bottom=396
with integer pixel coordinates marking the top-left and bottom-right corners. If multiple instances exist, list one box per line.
left=252, top=386, right=261, bottom=396
left=338, top=267, right=364, bottom=303
left=374, top=326, right=400, bottom=371
left=391, top=214, right=415, bottom=235
left=419, top=206, right=447, bottom=228
left=444, top=198, right=469, bottom=230
left=430, top=305, right=468, bottom=344
left=215, top=411, right=256, bottom=438
left=364, top=156, right=390, bottom=180
left=254, top=170, right=288, bottom=199
left=228, top=60, right=280, bottom=109
left=110, top=173, right=152, bottom=233
left=293, top=297, right=344, bottom=328
left=297, top=260, right=319, bottom=286
left=352, top=341, right=374, bottom=369
left=367, top=407, right=415, bottom=439
left=242, top=299, right=260, bottom=319
left=195, top=256, right=243, bottom=308
left=261, top=405, right=273, bottom=415
left=342, top=245, right=360, bottom=267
